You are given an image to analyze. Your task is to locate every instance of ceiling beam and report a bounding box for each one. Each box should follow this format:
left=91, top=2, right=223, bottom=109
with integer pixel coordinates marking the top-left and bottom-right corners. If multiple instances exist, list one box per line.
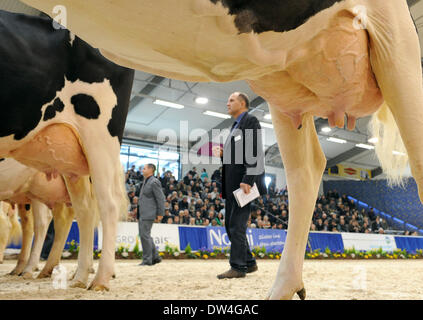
left=326, top=147, right=368, bottom=169
left=128, top=75, right=165, bottom=114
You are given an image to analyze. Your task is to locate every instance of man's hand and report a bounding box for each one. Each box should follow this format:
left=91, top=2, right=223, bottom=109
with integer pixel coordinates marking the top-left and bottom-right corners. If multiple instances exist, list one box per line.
left=240, top=183, right=251, bottom=194
left=212, top=145, right=223, bottom=158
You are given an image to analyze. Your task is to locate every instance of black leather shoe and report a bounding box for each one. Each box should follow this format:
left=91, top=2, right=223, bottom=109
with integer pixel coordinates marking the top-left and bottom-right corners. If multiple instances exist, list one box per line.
left=139, top=262, right=153, bottom=266
left=153, top=256, right=162, bottom=265
left=247, top=265, right=258, bottom=274
left=217, top=269, right=246, bottom=279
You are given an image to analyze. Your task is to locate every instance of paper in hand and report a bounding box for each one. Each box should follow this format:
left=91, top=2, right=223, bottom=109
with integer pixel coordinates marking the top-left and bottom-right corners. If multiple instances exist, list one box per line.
left=233, top=183, right=260, bottom=208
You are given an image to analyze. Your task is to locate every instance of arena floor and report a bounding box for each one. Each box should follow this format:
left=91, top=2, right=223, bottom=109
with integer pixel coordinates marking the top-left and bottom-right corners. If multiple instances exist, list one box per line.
left=0, top=259, right=422, bottom=300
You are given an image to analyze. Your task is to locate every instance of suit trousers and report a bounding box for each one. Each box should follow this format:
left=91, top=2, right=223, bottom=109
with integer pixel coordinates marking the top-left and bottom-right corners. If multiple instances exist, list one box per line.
left=138, top=218, right=158, bottom=264
left=225, top=197, right=256, bottom=273
left=41, top=220, right=55, bottom=260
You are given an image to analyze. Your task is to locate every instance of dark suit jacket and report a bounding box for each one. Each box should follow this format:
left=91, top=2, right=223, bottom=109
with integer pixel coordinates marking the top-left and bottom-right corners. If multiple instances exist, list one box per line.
left=221, top=112, right=267, bottom=200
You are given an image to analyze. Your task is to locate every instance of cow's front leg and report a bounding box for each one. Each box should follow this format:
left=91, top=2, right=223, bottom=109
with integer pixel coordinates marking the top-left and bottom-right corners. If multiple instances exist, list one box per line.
left=9, top=205, right=33, bottom=275
left=63, top=176, right=96, bottom=289
left=37, top=204, right=74, bottom=278
left=21, top=200, right=51, bottom=279
left=266, top=111, right=326, bottom=300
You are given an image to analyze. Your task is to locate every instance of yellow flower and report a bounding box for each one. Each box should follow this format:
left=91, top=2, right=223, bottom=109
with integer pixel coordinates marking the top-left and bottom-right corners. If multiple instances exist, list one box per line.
left=159, top=252, right=165, bottom=256
left=413, top=256, right=416, bottom=259
left=276, top=255, right=280, bottom=259
left=195, top=252, right=201, bottom=257
left=269, top=254, right=274, bottom=259
left=252, top=252, right=256, bottom=257
left=342, top=254, right=346, bottom=258
left=97, top=253, right=101, bottom=258
left=203, top=254, right=208, bottom=259
left=364, top=255, right=369, bottom=259
left=393, top=254, right=398, bottom=259
left=210, top=252, right=215, bottom=257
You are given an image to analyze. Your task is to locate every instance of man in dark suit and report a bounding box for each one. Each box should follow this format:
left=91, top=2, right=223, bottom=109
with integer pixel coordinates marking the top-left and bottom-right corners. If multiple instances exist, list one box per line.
left=138, top=163, right=165, bottom=266
left=213, top=92, right=267, bottom=279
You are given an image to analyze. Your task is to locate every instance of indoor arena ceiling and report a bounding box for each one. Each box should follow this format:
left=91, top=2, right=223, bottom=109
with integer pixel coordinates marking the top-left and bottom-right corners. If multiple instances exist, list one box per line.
left=2, top=0, right=423, bottom=175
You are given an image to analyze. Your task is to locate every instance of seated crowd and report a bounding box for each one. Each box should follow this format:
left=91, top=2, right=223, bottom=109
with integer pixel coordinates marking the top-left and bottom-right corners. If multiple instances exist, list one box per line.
left=124, top=165, right=418, bottom=236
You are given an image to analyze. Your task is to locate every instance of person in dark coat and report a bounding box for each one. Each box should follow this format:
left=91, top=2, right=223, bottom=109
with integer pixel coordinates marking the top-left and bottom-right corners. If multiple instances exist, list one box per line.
left=213, top=92, right=267, bottom=279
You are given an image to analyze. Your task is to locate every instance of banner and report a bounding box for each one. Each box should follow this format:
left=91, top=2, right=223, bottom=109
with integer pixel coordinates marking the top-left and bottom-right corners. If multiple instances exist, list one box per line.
left=98, top=222, right=180, bottom=251
left=206, top=227, right=286, bottom=252
left=328, top=164, right=372, bottom=180
left=342, top=233, right=397, bottom=252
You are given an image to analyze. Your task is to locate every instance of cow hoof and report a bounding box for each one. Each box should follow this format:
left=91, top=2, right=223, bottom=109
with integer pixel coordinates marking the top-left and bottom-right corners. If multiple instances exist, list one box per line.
left=112, top=274, right=116, bottom=279
left=70, top=280, right=87, bottom=289
left=21, top=272, right=34, bottom=280
left=9, top=269, right=19, bottom=276
left=37, top=271, right=52, bottom=279
left=88, top=282, right=110, bottom=292
left=296, top=288, right=306, bottom=300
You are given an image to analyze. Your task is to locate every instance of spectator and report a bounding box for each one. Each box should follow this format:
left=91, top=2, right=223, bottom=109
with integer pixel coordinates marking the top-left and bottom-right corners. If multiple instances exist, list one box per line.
left=162, top=209, right=173, bottom=224
left=372, top=216, right=383, bottom=232
left=200, top=168, right=208, bottom=182
left=179, top=196, right=189, bottom=210
left=215, top=212, right=224, bottom=226
left=195, top=211, right=203, bottom=226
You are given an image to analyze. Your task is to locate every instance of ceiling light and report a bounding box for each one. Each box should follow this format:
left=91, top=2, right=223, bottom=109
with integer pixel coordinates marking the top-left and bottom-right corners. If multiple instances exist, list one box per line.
left=260, top=122, right=274, bottom=129
left=153, top=99, right=184, bottom=109
left=327, top=137, right=347, bottom=144
left=356, top=143, right=375, bottom=150
left=321, top=127, right=332, bottom=133
left=368, top=137, right=378, bottom=144
left=264, top=113, right=272, bottom=120
left=203, top=110, right=231, bottom=119
left=195, top=97, right=209, bottom=105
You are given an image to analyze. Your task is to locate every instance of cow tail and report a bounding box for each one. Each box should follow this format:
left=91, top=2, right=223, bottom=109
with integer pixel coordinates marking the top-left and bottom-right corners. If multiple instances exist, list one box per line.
left=369, top=102, right=409, bottom=186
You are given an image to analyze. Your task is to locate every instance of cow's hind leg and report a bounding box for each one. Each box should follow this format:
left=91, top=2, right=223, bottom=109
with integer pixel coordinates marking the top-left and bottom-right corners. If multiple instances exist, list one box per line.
left=9, top=205, right=33, bottom=275
left=266, top=111, right=325, bottom=300
left=366, top=1, right=423, bottom=200
left=79, top=136, right=126, bottom=291
left=21, top=200, right=51, bottom=279
left=37, top=204, right=74, bottom=278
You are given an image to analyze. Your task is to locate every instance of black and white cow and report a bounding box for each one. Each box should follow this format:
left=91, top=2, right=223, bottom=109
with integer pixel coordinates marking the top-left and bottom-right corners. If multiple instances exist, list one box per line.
left=21, top=0, right=423, bottom=300
left=0, top=10, right=134, bottom=290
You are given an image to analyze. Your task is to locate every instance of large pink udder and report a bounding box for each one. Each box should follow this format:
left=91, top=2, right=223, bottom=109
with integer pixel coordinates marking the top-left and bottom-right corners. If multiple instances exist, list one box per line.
left=248, top=11, right=383, bottom=130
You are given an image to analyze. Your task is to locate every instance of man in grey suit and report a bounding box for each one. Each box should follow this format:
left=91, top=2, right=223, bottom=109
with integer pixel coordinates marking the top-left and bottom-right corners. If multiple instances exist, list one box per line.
left=138, top=163, right=165, bottom=266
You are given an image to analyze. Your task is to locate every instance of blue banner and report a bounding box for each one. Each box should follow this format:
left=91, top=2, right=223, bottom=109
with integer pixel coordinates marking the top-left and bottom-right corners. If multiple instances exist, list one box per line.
left=394, top=236, right=423, bottom=253
left=178, top=226, right=208, bottom=251
left=206, top=227, right=286, bottom=252
left=308, top=232, right=344, bottom=253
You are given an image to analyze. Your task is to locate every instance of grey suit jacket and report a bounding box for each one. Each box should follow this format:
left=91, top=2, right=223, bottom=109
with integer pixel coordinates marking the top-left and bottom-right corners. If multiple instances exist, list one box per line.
left=138, top=176, right=165, bottom=221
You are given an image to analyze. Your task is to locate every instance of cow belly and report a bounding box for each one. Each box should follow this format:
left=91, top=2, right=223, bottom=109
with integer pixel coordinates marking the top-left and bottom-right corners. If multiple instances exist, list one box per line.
left=248, top=10, right=383, bottom=128
left=10, top=124, right=89, bottom=179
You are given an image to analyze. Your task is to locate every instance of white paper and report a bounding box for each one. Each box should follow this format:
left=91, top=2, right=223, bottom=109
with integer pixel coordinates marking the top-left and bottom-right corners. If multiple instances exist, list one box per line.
left=233, top=183, right=260, bottom=208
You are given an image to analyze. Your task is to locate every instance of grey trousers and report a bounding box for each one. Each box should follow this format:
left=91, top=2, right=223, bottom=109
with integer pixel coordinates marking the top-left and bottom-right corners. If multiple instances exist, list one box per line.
left=138, top=218, right=158, bottom=264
